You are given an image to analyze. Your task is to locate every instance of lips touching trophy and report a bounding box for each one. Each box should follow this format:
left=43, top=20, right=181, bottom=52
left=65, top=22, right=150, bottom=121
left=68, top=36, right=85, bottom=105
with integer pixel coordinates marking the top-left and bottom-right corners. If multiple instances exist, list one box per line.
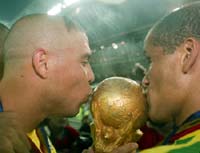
left=90, top=77, right=147, bottom=153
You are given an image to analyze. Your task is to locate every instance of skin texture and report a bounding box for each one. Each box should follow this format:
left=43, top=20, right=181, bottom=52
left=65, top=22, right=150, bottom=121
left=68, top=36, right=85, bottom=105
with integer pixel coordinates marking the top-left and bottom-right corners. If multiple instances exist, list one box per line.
left=0, top=14, right=94, bottom=152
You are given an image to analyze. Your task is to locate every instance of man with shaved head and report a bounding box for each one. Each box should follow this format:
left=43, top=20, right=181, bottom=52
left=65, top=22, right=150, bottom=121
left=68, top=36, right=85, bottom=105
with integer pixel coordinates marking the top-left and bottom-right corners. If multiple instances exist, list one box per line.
left=0, top=14, right=138, bottom=153
left=0, top=14, right=95, bottom=153
left=139, top=2, right=200, bottom=153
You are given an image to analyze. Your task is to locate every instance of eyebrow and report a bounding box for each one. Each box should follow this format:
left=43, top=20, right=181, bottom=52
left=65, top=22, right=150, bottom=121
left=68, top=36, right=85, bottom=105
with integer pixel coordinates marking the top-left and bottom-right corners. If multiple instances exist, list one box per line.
left=81, top=52, right=91, bottom=59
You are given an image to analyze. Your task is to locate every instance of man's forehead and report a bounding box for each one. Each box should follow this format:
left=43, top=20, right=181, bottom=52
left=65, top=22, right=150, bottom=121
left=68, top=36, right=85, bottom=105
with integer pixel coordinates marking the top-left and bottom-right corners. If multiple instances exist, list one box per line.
left=72, top=31, right=89, bottom=45
left=64, top=30, right=90, bottom=48
left=143, top=39, right=151, bottom=57
left=73, top=30, right=87, bottom=38
left=81, top=33, right=92, bottom=55
left=144, top=40, right=164, bottom=59
left=143, top=31, right=166, bottom=56
left=78, top=40, right=92, bottom=58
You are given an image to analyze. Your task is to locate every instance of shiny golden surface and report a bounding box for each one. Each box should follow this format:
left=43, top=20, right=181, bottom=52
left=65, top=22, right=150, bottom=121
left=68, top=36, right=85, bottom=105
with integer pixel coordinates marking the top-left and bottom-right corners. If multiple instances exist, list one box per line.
left=90, top=77, right=147, bottom=153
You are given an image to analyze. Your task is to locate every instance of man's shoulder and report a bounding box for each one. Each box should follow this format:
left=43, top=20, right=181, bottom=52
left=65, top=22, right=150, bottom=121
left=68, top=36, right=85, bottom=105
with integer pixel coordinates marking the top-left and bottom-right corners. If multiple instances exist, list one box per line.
left=28, top=128, right=57, bottom=153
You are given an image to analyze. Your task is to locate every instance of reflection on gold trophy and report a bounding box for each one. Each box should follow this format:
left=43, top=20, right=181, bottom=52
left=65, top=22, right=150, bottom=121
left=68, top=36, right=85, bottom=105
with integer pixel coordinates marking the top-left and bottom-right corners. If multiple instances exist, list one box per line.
left=90, top=77, right=147, bottom=153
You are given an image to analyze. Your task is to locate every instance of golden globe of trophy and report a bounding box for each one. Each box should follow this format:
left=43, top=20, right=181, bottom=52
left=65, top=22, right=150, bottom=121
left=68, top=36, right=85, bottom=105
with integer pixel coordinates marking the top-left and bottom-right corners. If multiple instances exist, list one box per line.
left=90, top=77, right=147, bottom=153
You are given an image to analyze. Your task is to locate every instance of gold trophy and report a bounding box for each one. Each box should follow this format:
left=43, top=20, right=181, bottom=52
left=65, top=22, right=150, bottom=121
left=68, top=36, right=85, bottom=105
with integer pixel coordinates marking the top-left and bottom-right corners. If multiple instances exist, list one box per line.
left=90, top=77, right=147, bottom=153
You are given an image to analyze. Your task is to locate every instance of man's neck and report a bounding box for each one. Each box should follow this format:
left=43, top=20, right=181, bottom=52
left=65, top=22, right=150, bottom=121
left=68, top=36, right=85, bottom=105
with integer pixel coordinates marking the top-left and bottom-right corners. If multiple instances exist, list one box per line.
left=0, top=84, right=45, bottom=133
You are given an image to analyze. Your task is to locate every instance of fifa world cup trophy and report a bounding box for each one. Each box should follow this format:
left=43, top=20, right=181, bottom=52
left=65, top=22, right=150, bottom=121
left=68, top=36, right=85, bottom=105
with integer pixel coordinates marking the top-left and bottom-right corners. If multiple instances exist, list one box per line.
left=90, top=77, right=147, bottom=153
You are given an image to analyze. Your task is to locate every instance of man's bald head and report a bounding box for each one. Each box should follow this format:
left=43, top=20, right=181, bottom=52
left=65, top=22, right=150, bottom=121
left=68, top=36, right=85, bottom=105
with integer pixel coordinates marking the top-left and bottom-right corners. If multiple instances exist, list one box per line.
left=3, top=14, right=82, bottom=72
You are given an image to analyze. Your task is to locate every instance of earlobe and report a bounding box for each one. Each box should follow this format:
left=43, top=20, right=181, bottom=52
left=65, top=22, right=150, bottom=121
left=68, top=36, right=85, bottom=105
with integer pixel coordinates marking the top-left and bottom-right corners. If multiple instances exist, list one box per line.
left=181, top=38, right=199, bottom=74
left=32, top=48, right=48, bottom=79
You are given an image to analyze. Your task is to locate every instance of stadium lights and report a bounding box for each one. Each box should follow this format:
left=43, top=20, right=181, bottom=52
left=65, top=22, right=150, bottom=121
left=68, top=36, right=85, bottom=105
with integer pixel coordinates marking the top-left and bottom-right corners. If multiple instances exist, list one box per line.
left=48, top=0, right=80, bottom=15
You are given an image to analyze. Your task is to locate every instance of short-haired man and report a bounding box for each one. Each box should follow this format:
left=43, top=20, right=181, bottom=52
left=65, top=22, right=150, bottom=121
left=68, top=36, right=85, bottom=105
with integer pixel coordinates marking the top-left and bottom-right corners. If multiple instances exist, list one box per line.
left=0, top=14, right=94, bottom=153
left=141, top=2, right=200, bottom=152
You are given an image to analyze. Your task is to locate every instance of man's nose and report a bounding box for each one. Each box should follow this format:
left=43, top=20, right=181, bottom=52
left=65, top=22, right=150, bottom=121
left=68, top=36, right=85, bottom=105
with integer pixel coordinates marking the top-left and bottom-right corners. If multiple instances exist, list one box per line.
left=88, top=65, right=95, bottom=84
left=142, top=74, right=150, bottom=88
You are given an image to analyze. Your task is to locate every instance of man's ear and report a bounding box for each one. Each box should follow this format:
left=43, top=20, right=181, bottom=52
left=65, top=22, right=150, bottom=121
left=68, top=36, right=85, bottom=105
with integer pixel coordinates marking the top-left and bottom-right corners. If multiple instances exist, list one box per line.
left=181, top=38, right=199, bottom=74
left=32, top=48, right=48, bottom=79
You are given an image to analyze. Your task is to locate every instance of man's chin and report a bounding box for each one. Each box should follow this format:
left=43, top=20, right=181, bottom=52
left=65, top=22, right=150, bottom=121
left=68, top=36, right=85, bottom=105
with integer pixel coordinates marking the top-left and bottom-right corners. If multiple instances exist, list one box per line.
left=65, top=107, right=81, bottom=117
left=147, top=118, right=168, bottom=129
left=147, top=119, right=174, bottom=135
